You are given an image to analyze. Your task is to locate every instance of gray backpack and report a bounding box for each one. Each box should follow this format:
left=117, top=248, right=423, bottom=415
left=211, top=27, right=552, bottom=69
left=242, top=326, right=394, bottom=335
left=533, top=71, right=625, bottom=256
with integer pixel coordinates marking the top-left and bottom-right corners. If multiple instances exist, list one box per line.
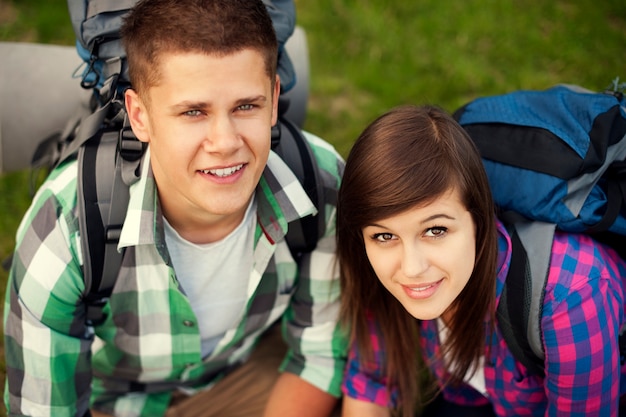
left=1, top=1, right=325, bottom=327
left=68, top=0, right=298, bottom=93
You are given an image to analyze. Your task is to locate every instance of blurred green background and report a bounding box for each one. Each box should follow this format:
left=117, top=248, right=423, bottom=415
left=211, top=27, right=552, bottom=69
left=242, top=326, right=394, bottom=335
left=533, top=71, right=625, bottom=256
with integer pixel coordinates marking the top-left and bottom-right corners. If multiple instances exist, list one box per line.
left=1, top=0, right=625, bottom=414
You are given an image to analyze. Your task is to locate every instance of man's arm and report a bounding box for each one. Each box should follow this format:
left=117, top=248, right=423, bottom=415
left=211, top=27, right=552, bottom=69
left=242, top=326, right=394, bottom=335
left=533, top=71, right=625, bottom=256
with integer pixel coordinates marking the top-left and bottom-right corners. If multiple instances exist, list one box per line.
left=276, top=131, right=348, bottom=409
left=4, top=167, right=92, bottom=417
left=262, top=372, right=338, bottom=417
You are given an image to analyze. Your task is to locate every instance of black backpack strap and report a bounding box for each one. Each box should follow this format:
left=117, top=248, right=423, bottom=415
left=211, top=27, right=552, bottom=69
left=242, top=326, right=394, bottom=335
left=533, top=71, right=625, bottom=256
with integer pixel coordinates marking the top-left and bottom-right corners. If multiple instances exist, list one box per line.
left=58, top=59, right=124, bottom=165
left=78, top=129, right=119, bottom=325
left=587, top=159, right=626, bottom=234
left=271, top=108, right=324, bottom=260
left=496, top=225, right=544, bottom=375
left=497, top=216, right=556, bottom=375
left=77, top=111, right=144, bottom=326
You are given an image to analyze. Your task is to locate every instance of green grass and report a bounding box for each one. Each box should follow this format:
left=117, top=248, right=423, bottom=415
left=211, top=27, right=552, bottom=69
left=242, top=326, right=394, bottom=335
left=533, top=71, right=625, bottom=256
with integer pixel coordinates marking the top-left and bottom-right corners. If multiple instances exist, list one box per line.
left=1, top=0, right=625, bottom=414
left=298, top=0, right=625, bottom=155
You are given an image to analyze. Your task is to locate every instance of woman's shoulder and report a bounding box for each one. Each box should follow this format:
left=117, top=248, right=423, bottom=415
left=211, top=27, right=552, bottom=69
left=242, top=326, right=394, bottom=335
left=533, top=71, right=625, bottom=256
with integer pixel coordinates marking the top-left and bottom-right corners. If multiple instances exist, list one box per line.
left=546, top=231, right=626, bottom=302
left=551, top=231, right=625, bottom=277
left=494, top=219, right=626, bottom=302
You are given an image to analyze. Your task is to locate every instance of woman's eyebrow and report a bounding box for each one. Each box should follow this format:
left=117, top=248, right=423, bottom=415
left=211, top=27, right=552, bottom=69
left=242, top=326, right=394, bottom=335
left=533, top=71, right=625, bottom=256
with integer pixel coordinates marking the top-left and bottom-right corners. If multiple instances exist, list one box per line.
left=420, top=213, right=455, bottom=224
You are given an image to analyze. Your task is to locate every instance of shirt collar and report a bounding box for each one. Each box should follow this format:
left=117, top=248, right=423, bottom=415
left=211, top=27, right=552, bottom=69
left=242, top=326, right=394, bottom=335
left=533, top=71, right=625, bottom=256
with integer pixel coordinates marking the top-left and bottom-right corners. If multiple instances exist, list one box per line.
left=255, top=150, right=317, bottom=244
left=118, top=148, right=317, bottom=249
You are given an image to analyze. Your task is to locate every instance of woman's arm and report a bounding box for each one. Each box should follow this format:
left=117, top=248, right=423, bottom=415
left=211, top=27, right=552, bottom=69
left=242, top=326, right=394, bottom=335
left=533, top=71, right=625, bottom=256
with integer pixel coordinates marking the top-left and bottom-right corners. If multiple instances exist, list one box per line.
left=342, top=396, right=390, bottom=417
left=541, top=236, right=624, bottom=416
left=263, top=373, right=339, bottom=417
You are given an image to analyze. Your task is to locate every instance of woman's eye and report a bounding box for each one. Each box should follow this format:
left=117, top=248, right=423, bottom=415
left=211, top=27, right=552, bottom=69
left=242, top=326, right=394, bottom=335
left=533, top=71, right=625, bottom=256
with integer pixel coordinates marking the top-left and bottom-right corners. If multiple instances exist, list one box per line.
left=373, top=232, right=395, bottom=242
left=425, top=226, right=447, bottom=238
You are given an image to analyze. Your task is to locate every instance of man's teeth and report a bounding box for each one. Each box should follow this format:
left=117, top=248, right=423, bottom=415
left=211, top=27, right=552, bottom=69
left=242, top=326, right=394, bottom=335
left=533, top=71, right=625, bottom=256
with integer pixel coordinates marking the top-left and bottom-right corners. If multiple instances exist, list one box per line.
left=202, top=164, right=243, bottom=177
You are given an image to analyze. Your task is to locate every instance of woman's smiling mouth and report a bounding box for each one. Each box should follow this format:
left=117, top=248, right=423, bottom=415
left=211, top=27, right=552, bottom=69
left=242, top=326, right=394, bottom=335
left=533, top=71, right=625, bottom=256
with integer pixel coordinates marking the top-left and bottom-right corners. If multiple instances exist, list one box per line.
left=401, top=279, right=443, bottom=299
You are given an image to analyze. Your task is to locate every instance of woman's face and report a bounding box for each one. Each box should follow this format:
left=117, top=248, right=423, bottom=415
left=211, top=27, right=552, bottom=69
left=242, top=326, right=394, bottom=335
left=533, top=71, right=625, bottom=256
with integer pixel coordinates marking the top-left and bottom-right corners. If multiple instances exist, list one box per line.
left=362, top=187, right=476, bottom=322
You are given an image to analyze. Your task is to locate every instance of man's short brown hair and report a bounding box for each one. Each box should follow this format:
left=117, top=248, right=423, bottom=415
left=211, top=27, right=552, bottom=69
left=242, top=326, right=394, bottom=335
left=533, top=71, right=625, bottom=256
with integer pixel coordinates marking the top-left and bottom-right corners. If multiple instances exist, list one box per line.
left=121, top=0, right=278, bottom=95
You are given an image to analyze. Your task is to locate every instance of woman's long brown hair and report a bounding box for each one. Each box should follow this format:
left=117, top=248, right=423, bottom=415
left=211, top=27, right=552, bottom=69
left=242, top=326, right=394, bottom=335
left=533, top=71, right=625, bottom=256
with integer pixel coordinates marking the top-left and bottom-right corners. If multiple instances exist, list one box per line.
left=337, top=105, right=498, bottom=417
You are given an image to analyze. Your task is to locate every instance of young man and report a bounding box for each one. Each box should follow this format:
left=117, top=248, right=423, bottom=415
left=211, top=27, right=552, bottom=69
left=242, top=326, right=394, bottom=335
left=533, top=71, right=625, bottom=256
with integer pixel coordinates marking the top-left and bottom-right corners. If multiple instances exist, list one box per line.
left=3, top=1, right=347, bottom=416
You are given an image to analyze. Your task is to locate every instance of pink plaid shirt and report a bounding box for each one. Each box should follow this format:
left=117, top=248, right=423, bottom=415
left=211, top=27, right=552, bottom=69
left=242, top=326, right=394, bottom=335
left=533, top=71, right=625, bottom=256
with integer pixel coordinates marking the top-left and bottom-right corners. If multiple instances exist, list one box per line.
left=343, top=220, right=626, bottom=416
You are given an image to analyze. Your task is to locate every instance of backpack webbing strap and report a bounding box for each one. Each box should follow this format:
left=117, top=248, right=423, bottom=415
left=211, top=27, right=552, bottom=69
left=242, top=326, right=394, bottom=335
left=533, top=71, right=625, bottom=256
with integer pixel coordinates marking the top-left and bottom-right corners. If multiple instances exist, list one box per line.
left=496, top=225, right=544, bottom=375
left=271, top=115, right=324, bottom=258
left=58, top=58, right=123, bottom=166
left=587, top=159, right=626, bottom=233
left=77, top=117, right=143, bottom=326
left=78, top=130, right=119, bottom=325
left=497, top=217, right=556, bottom=375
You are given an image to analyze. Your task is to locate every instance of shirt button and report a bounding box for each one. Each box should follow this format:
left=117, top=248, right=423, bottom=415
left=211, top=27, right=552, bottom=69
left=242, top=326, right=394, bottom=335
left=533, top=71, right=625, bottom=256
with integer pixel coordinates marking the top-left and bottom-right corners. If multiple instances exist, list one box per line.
left=183, top=320, right=195, bottom=327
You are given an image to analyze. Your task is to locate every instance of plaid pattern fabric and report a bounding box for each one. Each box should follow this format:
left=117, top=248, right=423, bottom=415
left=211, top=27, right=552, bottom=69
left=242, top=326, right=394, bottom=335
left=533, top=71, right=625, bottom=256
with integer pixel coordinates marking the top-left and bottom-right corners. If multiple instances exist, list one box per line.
left=343, top=220, right=626, bottom=416
left=4, top=131, right=347, bottom=417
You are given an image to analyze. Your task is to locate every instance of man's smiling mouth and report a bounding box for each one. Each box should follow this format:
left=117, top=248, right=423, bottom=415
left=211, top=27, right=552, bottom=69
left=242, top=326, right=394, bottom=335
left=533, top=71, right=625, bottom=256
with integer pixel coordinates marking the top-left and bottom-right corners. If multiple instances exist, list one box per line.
left=200, top=164, right=244, bottom=177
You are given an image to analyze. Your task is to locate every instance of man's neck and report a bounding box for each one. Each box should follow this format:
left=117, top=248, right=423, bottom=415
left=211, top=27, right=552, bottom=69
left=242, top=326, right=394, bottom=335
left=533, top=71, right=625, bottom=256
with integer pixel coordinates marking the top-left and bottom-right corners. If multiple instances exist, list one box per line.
left=161, top=198, right=254, bottom=245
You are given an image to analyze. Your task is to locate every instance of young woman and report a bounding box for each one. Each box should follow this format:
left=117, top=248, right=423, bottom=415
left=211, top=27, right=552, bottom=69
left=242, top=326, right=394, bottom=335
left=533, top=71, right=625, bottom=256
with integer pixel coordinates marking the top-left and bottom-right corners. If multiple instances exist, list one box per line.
left=337, top=105, right=626, bottom=417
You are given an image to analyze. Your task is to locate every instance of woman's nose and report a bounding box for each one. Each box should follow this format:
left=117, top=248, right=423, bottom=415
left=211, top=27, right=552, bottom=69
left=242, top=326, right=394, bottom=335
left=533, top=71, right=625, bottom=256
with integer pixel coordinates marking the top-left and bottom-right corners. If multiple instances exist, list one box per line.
left=401, top=243, right=429, bottom=278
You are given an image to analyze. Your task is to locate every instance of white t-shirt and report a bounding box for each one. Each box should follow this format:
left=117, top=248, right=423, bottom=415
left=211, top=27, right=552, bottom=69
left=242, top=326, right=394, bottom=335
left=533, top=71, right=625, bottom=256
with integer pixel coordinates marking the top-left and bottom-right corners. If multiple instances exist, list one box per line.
left=164, top=198, right=257, bottom=358
left=437, top=318, right=488, bottom=396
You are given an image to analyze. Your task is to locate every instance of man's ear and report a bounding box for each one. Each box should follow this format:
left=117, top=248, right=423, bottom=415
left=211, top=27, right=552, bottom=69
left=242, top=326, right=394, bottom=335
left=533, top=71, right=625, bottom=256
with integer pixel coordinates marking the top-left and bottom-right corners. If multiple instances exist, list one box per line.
left=271, top=75, right=281, bottom=126
left=125, top=89, right=151, bottom=143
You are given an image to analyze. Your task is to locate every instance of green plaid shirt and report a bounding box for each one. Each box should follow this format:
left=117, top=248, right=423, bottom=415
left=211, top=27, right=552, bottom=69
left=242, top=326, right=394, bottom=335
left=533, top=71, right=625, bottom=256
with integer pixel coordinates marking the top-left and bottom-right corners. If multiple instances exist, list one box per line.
left=4, top=131, right=347, bottom=417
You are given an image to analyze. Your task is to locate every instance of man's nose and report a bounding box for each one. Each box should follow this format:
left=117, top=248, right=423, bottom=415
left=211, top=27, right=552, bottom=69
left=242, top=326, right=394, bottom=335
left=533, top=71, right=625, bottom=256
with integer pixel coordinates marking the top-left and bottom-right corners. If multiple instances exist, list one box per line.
left=203, top=116, right=241, bottom=153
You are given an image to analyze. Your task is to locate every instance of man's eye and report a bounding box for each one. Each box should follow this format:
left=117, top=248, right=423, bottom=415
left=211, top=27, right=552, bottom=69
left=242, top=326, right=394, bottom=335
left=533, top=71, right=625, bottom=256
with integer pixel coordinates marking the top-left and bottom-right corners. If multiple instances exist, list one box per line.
left=238, top=104, right=255, bottom=111
left=184, top=110, right=202, bottom=117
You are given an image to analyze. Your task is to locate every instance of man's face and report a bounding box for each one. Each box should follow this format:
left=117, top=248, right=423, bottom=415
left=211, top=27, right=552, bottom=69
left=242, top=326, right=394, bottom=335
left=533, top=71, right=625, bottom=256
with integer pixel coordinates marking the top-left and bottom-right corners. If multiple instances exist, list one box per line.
left=126, top=50, right=279, bottom=242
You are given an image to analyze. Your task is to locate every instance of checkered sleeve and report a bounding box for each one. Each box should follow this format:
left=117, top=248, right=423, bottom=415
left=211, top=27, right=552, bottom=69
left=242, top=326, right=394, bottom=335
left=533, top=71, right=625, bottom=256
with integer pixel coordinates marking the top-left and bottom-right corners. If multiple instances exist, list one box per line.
left=4, top=162, right=93, bottom=417
left=541, top=233, right=625, bottom=416
left=341, top=325, right=396, bottom=408
left=279, top=131, right=349, bottom=397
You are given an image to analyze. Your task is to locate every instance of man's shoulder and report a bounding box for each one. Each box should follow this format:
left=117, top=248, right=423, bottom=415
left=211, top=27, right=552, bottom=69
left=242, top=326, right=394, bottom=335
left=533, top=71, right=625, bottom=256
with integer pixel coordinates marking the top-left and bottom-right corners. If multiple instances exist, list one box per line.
left=12, top=159, right=81, bottom=278
left=301, top=130, right=344, bottom=184
left=25, top=159, right=80, bottom=218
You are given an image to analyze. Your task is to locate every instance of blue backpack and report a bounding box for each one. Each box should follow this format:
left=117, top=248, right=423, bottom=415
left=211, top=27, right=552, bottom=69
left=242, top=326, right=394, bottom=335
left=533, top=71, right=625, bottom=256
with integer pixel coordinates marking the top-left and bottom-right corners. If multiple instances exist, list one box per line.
left=454, top=80, right=626, bottom=375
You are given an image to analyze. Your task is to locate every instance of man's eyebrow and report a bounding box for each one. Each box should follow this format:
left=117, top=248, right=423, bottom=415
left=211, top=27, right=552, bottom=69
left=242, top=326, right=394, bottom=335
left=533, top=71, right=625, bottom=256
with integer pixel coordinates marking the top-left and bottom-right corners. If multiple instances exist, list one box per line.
left=234, top=95, right=268, bottom=106
left=171, top=100, right=210, bottom=111
left=170, top=95, right=268, bottom=111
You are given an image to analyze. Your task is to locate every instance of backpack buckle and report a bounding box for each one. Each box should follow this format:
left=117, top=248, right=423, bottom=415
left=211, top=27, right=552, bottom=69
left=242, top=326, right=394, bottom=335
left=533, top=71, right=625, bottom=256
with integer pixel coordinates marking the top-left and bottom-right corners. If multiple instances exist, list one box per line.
left=105, top=225, right=123, bottom=244
left=85, top=297, right=109, bottom=327
left=119, top=127, right=144, bottom=162
left=80, top=55, right=99, bottom=90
